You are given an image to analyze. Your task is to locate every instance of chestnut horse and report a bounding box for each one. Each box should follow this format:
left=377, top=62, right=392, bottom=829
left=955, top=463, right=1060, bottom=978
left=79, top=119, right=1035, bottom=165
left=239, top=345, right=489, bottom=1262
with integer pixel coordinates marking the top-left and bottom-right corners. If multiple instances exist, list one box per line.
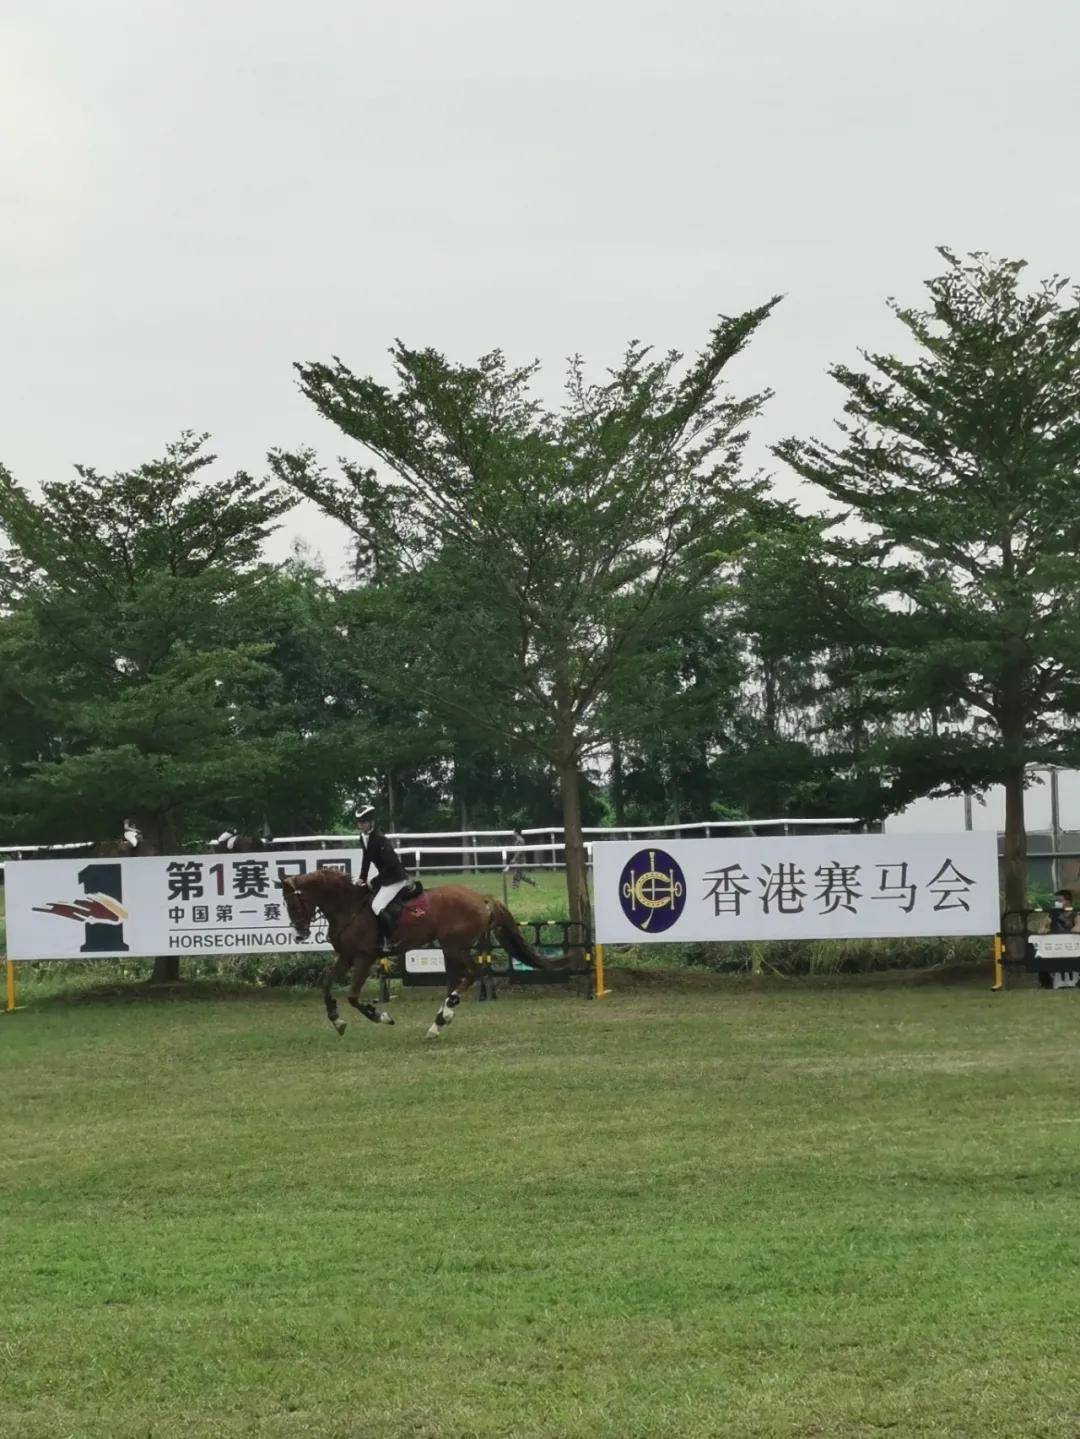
left=276, top=869, right=564, bottom=1038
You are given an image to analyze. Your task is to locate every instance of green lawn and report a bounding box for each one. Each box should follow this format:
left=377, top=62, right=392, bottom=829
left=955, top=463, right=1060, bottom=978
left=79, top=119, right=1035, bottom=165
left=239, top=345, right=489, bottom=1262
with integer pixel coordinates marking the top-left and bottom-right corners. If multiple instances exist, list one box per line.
left=420, top=868, right=574, bottom=924
left=4, top=968, right=1080, bottom=1437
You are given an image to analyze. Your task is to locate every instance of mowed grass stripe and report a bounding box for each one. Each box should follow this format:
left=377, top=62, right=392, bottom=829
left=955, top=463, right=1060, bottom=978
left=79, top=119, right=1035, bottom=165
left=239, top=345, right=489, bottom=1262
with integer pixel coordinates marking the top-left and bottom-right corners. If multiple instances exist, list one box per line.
left=3, top=978, right=1080, bottom=1437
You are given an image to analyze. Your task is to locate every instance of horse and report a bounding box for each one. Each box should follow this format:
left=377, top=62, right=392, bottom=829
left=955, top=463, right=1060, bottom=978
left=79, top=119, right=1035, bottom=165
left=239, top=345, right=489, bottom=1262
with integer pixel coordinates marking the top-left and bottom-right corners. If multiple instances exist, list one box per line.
left=95, top=823, right=142, bottom=857
left=276, top=869, right=565, bottom=1038
left=209, top=831, right=273, bottom=854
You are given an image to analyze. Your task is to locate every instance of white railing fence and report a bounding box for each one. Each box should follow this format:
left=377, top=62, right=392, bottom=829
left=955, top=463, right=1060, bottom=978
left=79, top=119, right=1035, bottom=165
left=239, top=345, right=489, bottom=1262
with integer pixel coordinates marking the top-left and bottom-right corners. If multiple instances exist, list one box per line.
left=273, top=818, right=868, bottom=874
left=0, top=816, right=867, bottom=879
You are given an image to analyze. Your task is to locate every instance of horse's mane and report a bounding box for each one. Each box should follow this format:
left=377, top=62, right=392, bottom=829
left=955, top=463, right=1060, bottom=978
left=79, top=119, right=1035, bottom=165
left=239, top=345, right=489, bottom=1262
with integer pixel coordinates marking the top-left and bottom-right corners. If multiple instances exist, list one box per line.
left=295, top=868, right=362, bottom=898
left=291, top=863, right=371, bottom=909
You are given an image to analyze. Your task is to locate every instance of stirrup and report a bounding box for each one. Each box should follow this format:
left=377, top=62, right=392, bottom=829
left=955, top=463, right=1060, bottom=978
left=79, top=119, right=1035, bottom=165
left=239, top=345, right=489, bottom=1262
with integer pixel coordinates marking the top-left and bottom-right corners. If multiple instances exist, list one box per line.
left=377, top=920, right=396, bottom=954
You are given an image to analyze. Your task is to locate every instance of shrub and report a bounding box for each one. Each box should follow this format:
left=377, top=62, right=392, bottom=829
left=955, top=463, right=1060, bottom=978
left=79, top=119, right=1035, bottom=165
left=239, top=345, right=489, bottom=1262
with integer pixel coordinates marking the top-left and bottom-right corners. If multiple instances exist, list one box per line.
left=612, top=935, right=989, bottom=976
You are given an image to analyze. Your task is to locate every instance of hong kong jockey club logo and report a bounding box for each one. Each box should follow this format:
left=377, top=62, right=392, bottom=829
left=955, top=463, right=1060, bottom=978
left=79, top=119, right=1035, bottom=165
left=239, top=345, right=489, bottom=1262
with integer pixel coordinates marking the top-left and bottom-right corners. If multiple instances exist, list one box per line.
left=618, top=849, right=686, bottom=933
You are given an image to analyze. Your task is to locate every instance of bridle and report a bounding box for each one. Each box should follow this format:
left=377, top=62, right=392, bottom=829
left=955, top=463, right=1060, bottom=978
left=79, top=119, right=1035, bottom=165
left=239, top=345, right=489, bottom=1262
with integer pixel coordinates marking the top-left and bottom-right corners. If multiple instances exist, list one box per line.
left=278, top=877, right=315, bottom=941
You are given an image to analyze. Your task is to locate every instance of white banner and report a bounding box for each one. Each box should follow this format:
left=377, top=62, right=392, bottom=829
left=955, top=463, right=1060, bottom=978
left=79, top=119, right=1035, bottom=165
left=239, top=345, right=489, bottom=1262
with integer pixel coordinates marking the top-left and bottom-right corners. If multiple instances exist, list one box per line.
left=592, top=833, right=999, bottom=944
left=404, top=948, right=445, bottom=974
left=4, top=850, right=367, bottom=961
left=1031, top=934, right=1080, bottom=962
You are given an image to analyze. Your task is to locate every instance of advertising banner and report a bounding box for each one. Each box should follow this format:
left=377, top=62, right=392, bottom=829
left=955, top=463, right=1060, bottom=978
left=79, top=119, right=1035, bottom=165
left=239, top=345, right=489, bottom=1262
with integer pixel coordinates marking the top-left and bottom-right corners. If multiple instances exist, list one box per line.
left=592, top=833, right=999, bottom=944
left=4, top=851, right=362, bottom=960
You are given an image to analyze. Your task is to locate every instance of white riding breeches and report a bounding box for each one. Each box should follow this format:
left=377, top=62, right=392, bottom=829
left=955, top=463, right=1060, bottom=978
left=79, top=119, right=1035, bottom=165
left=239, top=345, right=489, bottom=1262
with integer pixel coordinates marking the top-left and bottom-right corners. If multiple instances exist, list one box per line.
left=371, top=878, right=409, bottom=915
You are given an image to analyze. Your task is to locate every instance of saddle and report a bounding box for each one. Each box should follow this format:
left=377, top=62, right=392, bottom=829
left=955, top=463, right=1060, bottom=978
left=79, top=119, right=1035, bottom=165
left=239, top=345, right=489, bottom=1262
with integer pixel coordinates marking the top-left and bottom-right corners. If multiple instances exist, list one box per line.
left=395, top=880, right=428, bottom=924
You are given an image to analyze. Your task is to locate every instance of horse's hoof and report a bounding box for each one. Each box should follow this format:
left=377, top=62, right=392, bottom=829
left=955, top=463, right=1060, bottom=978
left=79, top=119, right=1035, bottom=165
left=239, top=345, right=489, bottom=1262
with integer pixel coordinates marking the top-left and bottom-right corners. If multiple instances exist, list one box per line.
left=333, top=1020, right=347, bottom=1036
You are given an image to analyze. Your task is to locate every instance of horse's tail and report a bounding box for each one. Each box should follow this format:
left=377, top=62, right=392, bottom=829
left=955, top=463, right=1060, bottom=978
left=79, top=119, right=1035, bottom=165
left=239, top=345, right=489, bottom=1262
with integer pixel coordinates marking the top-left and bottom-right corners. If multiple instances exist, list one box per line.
left=486, top=901, right=567, bottom=971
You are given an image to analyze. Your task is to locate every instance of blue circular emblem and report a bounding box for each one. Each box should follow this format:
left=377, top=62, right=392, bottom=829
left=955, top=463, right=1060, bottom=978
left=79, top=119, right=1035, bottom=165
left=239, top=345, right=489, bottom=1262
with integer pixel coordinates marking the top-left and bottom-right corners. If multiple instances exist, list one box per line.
left=618, top=848, right=686, bottom=933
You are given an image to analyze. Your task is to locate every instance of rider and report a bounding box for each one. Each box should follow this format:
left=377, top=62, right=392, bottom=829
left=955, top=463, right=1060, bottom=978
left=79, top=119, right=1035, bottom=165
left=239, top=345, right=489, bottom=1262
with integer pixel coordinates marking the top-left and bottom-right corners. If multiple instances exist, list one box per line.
left=356, top=803, right=410, bottom=949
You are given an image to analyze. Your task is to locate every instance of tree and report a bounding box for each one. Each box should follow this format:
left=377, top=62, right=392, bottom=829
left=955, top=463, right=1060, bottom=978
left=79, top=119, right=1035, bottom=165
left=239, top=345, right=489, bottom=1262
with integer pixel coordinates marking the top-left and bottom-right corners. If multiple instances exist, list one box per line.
left=775, top=249, right=1080, bottom=919
left=273, top=308, right=781, bottom=929
left=601, top=605, right=746, bottom=824
left=0, top=435, right=360, bottom=979
left=716, top=522, right=895, bottom=821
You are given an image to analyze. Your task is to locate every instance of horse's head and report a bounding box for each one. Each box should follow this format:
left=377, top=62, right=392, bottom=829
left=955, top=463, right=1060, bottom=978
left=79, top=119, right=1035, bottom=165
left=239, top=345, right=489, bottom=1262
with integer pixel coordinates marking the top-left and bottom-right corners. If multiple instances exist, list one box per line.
left=276, top=874, right=317, bottom=941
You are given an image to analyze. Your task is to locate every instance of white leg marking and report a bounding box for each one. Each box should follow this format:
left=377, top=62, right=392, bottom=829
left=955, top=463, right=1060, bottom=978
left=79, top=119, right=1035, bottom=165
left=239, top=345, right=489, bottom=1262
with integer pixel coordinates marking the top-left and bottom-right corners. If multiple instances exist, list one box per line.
left=428, top=990, right=461, bottom=1038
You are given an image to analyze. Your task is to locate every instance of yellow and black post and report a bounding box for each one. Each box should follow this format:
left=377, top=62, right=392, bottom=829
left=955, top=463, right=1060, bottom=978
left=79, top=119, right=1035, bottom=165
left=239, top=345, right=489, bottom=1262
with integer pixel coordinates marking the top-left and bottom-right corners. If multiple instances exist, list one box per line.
left=592, top=943, right=609, bottom=999
left=477, top=952, right=496, bottom=1001
left=5, top=959, right=23, bottom=1014
left=376, top=956, right=394, bottom=1004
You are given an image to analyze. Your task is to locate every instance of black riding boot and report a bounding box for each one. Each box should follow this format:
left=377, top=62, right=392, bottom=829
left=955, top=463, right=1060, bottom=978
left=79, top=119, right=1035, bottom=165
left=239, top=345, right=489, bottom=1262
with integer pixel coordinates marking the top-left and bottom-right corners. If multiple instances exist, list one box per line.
left=377, top=907, right=397, bottom=953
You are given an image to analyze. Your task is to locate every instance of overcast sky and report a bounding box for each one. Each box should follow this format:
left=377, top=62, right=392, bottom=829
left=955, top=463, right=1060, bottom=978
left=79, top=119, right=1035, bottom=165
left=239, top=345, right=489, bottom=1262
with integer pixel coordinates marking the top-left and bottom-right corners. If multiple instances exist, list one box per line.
left=4, top=0, right=1078, bottom=574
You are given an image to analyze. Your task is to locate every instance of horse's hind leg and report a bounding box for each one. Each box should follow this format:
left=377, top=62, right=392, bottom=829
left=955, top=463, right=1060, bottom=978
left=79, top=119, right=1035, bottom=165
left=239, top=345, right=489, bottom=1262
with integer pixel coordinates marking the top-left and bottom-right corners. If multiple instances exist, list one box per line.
left=347, top=953, right=394, bottom=1026
left=426, top=948, right=478, bottom=1039
left=322, top=955, right=350, bottom=1036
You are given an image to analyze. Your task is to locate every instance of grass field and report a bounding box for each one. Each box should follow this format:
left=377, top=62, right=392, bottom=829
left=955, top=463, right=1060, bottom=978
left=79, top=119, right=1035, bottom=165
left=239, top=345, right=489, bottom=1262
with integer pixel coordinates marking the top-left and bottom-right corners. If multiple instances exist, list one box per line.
left=4, top=966, right=1080, bottom=1438
left=419, top=869, right=572, bottom=925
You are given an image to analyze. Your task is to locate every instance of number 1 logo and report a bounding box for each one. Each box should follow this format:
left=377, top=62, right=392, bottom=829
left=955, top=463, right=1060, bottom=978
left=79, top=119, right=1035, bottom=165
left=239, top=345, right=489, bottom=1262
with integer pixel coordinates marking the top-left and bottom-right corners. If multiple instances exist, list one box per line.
left=77, top=863, right=129, bottom=953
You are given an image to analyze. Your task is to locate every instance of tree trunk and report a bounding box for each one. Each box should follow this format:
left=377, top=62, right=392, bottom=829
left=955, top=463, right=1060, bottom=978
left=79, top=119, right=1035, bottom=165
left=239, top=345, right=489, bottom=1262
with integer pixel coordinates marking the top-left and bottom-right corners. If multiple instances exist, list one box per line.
left=140, top=811, right=181, bottom=984
left=611, top=739, right=626, bottom=827
left=386, top=771, right=398, bottom=834
left=998, top=638, right=1029, bottom=961
left=763, top=656, right=778, bottom=741
left=556, top=751, right=590, bottom=947
left=1002, top=760, right=1028, bottom=961
left=150, top=954, right=180, bottom=984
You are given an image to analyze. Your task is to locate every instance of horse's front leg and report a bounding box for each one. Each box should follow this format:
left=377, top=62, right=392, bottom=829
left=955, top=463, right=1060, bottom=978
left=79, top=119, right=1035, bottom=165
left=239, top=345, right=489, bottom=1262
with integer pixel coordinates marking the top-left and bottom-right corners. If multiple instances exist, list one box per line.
left=347, top=952, right=394, bottom=1025
left=321, top=954, right=350, bottom=1036
left=426, top=948, right=478, bottom=1038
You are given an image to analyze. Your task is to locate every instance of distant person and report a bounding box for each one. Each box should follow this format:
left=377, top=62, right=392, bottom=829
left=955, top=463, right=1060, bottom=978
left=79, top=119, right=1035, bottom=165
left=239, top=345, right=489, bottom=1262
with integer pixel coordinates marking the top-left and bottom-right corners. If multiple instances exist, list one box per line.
left=1039, top=888, right=1079, bottom=989
left=1048, top=889, right=1077, bottom=933
left=504, top=828, right=536, bottom=890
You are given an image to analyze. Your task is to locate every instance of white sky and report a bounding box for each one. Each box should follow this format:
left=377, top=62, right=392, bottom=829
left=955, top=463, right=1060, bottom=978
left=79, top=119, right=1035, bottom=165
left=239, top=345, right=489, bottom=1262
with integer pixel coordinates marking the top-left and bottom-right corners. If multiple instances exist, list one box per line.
left=3, top=0, right=1078, bottom=576
left=887, top=771, right=1080, bottom=836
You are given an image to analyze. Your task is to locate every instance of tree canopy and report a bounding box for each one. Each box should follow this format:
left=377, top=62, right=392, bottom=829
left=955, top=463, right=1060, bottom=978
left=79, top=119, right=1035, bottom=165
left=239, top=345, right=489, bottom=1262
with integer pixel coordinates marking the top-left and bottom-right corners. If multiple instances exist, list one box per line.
left=271, top=306, right=784, bottom=924
left=775, top=249, right=1080, bottom=911
left=3, top=249, right=1080, bottom=938
left=0, top=435, right=357, bottom=849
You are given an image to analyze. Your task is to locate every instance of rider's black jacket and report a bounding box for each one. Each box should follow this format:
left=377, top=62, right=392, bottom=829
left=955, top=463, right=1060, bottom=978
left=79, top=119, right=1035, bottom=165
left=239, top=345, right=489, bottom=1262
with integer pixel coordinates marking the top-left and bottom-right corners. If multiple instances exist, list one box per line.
left=359, top=827, right=407, bottom=892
